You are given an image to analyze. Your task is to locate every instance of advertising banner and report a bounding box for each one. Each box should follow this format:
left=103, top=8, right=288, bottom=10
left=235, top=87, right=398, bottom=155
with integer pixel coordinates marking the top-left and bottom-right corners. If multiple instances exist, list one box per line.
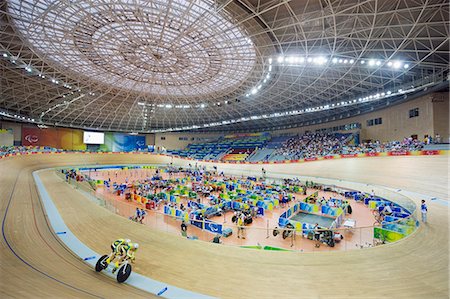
left=204, top=221, right=223, bottom=234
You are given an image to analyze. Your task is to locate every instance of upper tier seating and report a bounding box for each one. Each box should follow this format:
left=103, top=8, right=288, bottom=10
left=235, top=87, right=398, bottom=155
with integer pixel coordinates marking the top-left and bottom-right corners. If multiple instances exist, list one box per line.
left=167, top=134, right=270, bottom=161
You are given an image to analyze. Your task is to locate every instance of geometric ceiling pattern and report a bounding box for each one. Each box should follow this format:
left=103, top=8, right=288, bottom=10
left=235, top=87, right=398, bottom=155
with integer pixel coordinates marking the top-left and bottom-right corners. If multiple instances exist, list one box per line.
left=1, top=0, right=449, bottom=133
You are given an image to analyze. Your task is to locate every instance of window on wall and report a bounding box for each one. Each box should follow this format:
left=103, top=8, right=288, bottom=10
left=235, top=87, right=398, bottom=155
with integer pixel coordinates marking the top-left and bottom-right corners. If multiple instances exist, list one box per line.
left=409, top=108, right=419, bottom=118
left=178, top=137, right=188, bottom=141
left=374, top=117, right=382, bottom=125
left=160, top=136, right=166, bottom=140
left=367, top=118, right=382, bottom=127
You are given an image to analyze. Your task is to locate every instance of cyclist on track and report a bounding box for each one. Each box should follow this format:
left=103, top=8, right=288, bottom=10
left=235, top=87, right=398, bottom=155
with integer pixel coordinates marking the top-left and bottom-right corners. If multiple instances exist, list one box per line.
left=112, top=242, right=139, bottom=273
left=106, top=238, right=130, bottom=266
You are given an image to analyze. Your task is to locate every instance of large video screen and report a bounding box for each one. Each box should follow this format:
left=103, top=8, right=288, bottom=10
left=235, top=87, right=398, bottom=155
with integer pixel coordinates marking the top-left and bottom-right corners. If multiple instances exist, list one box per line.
left=83, top=131, right=105, bottom=144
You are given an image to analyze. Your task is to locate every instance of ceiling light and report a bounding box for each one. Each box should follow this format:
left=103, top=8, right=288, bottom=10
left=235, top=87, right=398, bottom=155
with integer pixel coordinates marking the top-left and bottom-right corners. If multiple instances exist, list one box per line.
left=165, top=104, right=172, bottom=108
left=368, top=60, right=375, bottom=66
left=387, top=91, right=392, bottom=95
left=268, top=58, right=272, bottom=64
left=277, top=56, right=284, bottom=63
left=251, top=88, right=257, bottom=94
left=2, top=53, right=7, bottom=57
left=338, top=59, right=343, bottom=63
left=361, top=60, right=365, bottom=64
left=307, top=57, right=313, bottom=62
left=387, top=61, right=393, bottom=67
left=376, top=61, right=381, bottom=66
left=349, top=59, right=354, bottom=64
left=332, top=58, right=338, bottom=63
left=317, top=57, right=327, bottom=64
left=343, top=59, right=348, bottom=64
left=403, top=64, right=409, bottom=68
left=393, top=61, right=401, bottom=68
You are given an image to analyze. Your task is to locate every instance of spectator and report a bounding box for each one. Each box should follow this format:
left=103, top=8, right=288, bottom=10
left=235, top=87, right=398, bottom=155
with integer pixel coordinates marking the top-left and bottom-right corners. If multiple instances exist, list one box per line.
left=421, top=200, right=428, bottom=223
left=237, top=214, right=246, bottom=239
left=134, top=207, right=141, bottom=222
left=139, top=208, right=147, bottom=223
left=435, top=133, right=441, bottom=144
left=381, top=203, right=393, bottom=216
left=212, top=234, right=222, bottom=244
left=181, top=220, right=188, bottom=237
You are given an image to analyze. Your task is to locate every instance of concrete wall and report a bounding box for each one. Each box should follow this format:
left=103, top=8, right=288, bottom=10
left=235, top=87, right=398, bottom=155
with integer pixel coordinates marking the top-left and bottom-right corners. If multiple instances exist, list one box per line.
left=432, top=92, right=450, bottom=143
left=145, top=133, right=156, bottom=146
left=0, top=121, right=22, bottom=144
left=154, top=132, right=222, bottom=150
left=0, top=131, right=14, bottom=146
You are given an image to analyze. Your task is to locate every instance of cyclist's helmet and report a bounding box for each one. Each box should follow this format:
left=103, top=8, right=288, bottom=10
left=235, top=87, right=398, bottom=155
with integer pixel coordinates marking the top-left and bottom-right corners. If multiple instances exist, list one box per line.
left=125, top=239, right=131, bottom=243
left=133, top=243, right=139, bottom=250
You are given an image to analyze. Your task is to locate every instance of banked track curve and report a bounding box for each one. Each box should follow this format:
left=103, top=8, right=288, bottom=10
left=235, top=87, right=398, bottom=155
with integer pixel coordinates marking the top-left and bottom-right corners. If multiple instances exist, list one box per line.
left=0, top=153, right=448, bottom=298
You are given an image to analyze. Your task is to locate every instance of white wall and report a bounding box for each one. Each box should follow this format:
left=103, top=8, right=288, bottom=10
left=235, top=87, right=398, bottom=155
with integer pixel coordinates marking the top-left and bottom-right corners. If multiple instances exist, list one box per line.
left=154, top=132, right=222, bottom=150
left=0, top=131, right=14, bottom=146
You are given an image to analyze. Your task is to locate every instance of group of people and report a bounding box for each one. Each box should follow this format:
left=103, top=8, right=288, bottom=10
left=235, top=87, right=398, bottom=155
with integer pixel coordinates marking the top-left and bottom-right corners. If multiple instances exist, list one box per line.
left=232, top=210, right=253, bottom=239
left=131, top=208, right=147, bottom=223
left=107, top=238, right=139, bottom=273
left=343, top=138, right=424, bottom=154
left=62, top=169, right=84, bottom=182
left=0, top=145, right=60, bottom=157
left=273, top=132, right=347, bottom=159
left=268, top=132, right=436, bottom=160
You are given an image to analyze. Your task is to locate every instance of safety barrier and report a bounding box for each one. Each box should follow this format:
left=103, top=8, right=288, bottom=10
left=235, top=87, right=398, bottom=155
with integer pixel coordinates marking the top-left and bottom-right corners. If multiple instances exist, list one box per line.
left=56, top=167, right=419, bottom=252
left=0, top=148, right=448, bottom=165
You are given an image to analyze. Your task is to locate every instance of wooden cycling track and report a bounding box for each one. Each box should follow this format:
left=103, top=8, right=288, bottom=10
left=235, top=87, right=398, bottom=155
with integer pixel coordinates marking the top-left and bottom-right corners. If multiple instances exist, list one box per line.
left=0, top=153, right=448, bottom=298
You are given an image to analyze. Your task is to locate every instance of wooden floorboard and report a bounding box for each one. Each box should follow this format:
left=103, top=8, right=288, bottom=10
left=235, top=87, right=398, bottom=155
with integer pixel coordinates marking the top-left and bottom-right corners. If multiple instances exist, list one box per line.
left=0, top=153, right=448, bottom=298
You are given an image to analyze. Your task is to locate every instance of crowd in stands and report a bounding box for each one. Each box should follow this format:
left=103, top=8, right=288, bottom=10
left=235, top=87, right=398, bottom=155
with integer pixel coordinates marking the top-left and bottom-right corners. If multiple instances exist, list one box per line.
left=273, top=133, right=348, bottom=159
left=271, top=133, right=426, bottom=159
left=343, top=137, right=424, bottom=154
left=0, top=145, right=61, bottom=157
left=0, top=132, right=440, bottom=162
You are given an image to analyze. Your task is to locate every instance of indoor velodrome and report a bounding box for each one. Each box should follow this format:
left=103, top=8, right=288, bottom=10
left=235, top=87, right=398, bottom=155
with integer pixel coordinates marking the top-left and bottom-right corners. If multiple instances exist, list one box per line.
left=0, top=1, right=449, bottom=299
